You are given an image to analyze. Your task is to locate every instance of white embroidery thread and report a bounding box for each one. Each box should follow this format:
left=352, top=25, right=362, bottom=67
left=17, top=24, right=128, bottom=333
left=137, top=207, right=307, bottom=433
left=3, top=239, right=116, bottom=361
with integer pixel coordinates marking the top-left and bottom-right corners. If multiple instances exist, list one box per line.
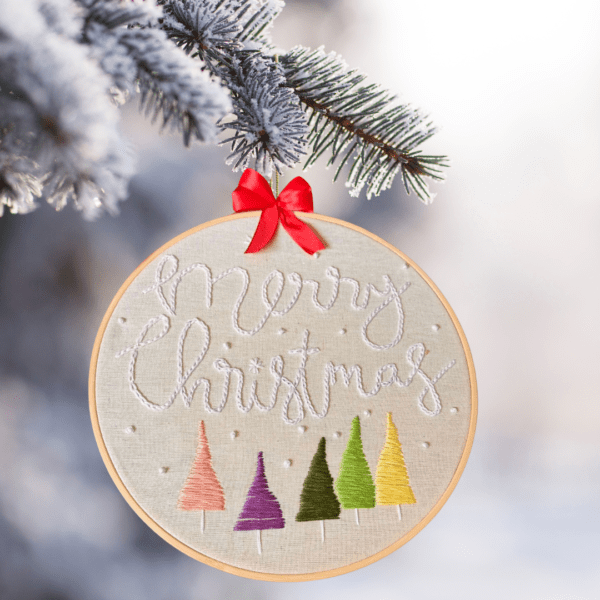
left=142, top=255, right=411, bottom=350
left=360, top=277, right=410, bottom=351
left=118, top=320, right=453, bottom=419
left=116, top=316, right=211, bottom=412
left=122, top=258, right=456, bottom=419
left=324, top=343, right=455, bottom=417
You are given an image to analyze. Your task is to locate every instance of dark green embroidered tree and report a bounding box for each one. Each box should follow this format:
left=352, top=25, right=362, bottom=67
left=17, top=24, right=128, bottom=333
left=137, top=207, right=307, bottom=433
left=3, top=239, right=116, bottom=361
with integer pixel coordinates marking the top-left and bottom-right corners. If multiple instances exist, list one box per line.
left=335, top=416, right=376, bottom=525
left=296, top=437, right=340, bottom=542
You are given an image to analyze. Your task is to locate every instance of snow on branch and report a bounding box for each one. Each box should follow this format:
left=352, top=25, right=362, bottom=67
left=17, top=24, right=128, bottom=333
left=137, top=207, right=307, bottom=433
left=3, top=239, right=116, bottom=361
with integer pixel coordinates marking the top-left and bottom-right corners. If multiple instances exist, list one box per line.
left=82, top=0, right=231, bottom=144
left=280, top=46, right=447, bottom=201
left=0, top=0, right=229, bottom=217
left=0, top=0, right=134, bottom=217
left=220, top=54, right=308, bottom=176
left=158, top=1, right=445, bottom=197
left=159, top=0, right=245, bottom=58
left=160, top=0, right=306, bottom=175
left=1, top=0, right=446, bottom=219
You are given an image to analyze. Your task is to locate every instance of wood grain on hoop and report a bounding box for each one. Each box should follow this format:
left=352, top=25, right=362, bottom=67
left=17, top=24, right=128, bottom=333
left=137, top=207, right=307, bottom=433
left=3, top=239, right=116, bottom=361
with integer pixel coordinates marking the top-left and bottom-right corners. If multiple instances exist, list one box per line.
left=88, top=212, right=477, bottom=582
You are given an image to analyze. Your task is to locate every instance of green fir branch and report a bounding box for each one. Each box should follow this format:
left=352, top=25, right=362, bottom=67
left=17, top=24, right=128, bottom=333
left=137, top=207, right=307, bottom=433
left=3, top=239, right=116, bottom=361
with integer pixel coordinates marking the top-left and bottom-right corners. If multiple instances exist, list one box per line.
left=280, top=46, right=448, bottom=201
left=157, top=4, right=446, bottom=199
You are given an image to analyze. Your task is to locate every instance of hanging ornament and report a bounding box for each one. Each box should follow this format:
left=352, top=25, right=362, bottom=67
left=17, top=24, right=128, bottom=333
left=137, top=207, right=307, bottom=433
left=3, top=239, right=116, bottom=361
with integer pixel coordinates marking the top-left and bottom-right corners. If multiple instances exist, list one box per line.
left=89, top=169, right=477, bottom=581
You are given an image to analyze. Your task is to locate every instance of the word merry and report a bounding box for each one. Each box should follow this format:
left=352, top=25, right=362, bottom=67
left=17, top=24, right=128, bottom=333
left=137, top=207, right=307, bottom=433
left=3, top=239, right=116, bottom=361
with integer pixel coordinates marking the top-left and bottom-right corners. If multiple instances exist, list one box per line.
left=142, top=255, right=411, bottom=351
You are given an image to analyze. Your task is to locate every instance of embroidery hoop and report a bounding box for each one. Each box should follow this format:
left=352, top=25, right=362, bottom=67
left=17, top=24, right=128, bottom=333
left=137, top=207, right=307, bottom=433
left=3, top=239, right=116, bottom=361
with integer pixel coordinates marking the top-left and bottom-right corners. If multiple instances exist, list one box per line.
left=88, top=212, right=477, bottom=582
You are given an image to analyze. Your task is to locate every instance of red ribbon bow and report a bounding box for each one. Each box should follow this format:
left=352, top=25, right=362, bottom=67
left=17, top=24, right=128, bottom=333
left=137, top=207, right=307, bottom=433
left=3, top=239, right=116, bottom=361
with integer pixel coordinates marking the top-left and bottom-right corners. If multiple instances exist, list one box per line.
left=232, top=169, right=325, bottom=255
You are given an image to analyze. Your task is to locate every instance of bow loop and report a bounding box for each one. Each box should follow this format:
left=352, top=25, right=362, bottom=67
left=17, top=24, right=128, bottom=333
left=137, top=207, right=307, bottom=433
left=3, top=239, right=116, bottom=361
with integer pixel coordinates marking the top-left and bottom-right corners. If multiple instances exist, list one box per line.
left=277, top=177, right=314, bottom=212
left=232, top=169, right=325, bottom=255
left=232, top=169, right=276, bottom=212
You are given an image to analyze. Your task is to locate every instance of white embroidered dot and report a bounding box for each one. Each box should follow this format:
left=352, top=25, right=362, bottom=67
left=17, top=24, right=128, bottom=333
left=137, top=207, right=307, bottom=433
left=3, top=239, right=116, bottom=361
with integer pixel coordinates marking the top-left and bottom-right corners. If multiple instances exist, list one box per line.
left=248, top=358, right=264, bottom=374
left=159, top=466, right=169, bottom=474
left=313, top=252, right=320, bottom=259
left=223, top=342, right=231, bottom=350
left=278, top=328, right=287, bottom=335
left=401, top=262, right=409, bottom=269
left=283, top=460, right=292, bottom=468
left=117, top=317, right=126, bottom=325
left=450, top=407, right=459, bottom=414
left=125, top=425, right=136, bottom=434
left=432, top=324, right=441, bottom=332
left=298, top=425, right=307, bottom=433
left=230, top=430, right=238, bottom=439
left=364, top=409, right=372, bottom=417
left=333, top=431, right=341, bottom=439
left=339, top=328, right=347, bottom=335
left=422, top=442, right=430, bottom=449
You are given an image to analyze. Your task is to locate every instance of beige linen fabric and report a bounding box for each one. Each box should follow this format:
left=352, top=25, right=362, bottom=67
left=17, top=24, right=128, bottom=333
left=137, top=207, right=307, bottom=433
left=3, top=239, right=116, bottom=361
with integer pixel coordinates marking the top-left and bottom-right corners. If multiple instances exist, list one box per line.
left=94, top=216, right=473, bottom=575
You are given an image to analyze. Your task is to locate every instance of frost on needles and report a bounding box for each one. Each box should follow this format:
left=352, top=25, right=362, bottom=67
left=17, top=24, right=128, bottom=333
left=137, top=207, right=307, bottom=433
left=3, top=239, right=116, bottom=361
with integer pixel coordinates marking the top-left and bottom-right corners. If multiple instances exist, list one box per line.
left=0, top=0, right=229, bottom=217
left=0, top=0, right=447, bottom=218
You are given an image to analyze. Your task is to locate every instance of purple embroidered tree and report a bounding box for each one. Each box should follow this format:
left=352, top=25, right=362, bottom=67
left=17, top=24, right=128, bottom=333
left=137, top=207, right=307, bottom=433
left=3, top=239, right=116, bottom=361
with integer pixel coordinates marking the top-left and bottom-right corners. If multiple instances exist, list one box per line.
left=234, top=452, right=285, bottom=554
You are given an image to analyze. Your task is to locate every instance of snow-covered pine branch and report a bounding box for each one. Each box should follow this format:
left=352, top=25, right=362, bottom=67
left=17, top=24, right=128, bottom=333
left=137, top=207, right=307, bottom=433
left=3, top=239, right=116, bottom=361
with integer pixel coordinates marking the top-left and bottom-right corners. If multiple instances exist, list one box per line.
left=82, top=0, right=230, bottom=145
left=0, top=0, right=446, bottom=219
left=219, top=54, right=308, bottom=176
left=159, top=0, right=306, bottom=176
left=0, top=0, right=229, bottom=217
left=158, top=0, right=446, bottom=200
left=0, top=0, right=137, bottom=217
left=280, top=47, right=447, bottom=202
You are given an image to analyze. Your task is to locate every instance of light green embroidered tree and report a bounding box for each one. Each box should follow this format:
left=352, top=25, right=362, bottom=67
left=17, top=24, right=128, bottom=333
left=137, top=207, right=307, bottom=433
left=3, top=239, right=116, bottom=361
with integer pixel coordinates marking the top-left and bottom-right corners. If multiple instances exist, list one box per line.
left=335, top=416, right=375, bottom=525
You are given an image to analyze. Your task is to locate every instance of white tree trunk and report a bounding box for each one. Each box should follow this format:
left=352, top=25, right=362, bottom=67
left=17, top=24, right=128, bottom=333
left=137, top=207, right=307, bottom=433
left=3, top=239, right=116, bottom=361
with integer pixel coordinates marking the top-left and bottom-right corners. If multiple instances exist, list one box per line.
left=201, top=509, right=205, bottom=533
left=355, top=508, right=360, bottom=525
left=320, top=520, right=324, bottom=543
left=257, top=529, right=262, bottom=555
left=397, top=505, right=402, bottom=521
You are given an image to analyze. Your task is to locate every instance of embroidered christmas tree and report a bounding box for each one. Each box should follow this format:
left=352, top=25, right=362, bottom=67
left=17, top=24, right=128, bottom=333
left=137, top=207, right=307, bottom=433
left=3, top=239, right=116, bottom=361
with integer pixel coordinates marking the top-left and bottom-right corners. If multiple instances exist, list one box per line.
left=335, top=416, right=376, bottom=525
left=234, top=451, right=285, bottom=554
left=296, top=437, right=341, bottom=542
left=375, top=412, right=416, bottom=520
left=177, top=421, right=226, bottom=533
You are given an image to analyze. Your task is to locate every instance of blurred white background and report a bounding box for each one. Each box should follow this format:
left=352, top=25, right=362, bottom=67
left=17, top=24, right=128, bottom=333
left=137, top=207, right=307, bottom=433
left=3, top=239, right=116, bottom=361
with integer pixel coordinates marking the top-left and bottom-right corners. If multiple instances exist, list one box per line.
left=1, top=0, right=599, bottom=598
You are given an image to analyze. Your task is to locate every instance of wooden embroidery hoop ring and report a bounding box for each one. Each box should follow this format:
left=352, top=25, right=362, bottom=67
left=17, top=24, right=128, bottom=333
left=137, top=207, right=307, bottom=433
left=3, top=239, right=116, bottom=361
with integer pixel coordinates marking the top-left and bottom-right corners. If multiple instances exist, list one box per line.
left=89, top=212, right=478, bottom=582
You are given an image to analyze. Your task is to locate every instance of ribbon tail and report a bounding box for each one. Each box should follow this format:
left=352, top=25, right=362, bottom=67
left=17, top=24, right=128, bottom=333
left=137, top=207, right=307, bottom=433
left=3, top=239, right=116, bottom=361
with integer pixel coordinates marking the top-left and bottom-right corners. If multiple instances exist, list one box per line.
left=279, top=210, right=326, bottom=255
left=245, top=205, right=279, bottom=253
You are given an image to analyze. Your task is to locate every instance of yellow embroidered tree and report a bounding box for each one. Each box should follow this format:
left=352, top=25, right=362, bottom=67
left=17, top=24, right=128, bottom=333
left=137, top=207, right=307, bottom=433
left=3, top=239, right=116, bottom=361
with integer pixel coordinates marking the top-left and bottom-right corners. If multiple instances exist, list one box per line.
left=375, top=412, right=416, bottom=520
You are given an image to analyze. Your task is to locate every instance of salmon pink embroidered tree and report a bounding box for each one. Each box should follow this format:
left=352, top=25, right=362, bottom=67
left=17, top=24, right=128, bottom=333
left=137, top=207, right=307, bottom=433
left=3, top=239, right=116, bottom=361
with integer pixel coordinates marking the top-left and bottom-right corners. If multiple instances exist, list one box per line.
left=234, top=451, right=285, bottom=554
left=177, top=420, right=225, bottom=532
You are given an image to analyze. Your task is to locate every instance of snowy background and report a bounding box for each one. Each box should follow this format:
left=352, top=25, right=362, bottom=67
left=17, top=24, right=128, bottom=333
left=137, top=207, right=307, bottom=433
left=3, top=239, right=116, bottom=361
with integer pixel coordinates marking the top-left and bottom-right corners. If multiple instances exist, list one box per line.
left=1, top=0, right=599, bottom=598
